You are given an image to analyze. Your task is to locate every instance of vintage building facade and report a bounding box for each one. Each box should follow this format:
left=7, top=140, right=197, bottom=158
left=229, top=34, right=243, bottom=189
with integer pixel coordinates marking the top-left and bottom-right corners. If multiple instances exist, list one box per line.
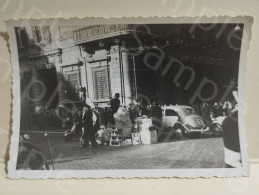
left=16, top=24, right=152, bottom=112
left=16, top=24, right=242, bottom=114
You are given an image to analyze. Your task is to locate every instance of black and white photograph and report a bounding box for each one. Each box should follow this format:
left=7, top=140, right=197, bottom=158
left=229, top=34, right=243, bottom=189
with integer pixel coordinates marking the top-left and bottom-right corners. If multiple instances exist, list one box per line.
left=7, top=17, right=251, bottom=178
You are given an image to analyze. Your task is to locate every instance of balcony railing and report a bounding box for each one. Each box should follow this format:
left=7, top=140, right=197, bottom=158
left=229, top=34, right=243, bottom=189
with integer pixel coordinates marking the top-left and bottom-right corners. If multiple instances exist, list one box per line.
left=73, top=24, right=133, bottom=44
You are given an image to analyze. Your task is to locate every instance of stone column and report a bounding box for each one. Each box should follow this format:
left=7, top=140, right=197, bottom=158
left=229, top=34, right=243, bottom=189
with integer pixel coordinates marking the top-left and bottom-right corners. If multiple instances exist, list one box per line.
left=55, top=64, right=64, bottom=106
left=109, top=45, right=123, bottom=103
left=121, top=50, right=132, bottom=106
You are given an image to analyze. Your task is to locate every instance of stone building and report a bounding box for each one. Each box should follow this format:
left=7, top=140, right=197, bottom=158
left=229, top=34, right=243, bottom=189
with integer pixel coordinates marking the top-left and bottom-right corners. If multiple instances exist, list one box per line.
left=16, top=24, right=154, bottom=112
left=16, top=24, right=242, bottom=114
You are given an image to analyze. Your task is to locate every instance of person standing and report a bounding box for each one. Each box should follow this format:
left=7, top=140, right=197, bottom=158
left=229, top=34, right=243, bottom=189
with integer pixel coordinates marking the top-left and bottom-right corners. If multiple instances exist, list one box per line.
left=104, top=107, right=110, bottom=126
left=110, top=93, right=121, bottom=124
left=81, top=105, right=98, bottom=148
left=138, top=104, right=148, bottom=117
left=222, top=90, right=241, bottom=168
left=200, top=101, right=211, bottom=127
left=150, top=101, right=162, bottom=130
left=73, top=110, right=83, bottom=135
left=92, top=106, right=100, bottom=134
left=78, top=86, right=86, bottom=102
left=37, top=108, right=47, bottom=131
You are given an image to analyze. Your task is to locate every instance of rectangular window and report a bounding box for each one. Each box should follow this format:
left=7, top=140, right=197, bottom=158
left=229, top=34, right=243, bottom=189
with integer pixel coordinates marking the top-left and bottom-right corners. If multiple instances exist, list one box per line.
left=42, top=26, right=51, bottom=42
left=31, top=26, right=51, bottom=44
left=92, top=68, right=110, bottom=101
left=67, top=72, right=80, bottom=92
left=68, top=73, right=79, bottom=91
left=62, top=66, right=82, bottom=101
left=15, top=27, right=28, bottom=49
left=59, top=26, right=83, bottom=40
left=59, top=26, right=73, bottom=40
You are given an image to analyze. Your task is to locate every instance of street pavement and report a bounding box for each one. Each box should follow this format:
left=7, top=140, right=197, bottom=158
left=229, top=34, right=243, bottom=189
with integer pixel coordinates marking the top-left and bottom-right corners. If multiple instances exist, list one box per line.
left=20, top=130, right=225, bottom=170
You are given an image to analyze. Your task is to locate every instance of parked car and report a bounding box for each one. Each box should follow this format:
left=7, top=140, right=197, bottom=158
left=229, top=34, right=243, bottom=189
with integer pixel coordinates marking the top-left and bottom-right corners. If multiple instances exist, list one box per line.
left=161, top=105, right=209, bottom=138
left=16, top=134, right=49, bottom=170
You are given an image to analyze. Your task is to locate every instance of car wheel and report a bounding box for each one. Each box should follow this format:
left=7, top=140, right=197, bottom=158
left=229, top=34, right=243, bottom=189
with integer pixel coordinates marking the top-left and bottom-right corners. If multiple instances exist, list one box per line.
left=211, top=124, right=222, bottom=136
left=28, top=153, right=45, bottom=170
left=175, top=128, right=183, bottom=139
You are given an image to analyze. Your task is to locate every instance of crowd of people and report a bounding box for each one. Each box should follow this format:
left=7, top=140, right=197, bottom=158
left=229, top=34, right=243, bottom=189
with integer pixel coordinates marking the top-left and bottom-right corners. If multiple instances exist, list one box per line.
left=64, top=93, right=165, bottom=148
left=21, top=85, right=241, bottom=168
left=21, top=89, right=238, bottom=150
left=21, top=94, right=236, bottom=132
left=20, top=106, right=72, bottom=131
left=192, top=99, right=237, bottom=127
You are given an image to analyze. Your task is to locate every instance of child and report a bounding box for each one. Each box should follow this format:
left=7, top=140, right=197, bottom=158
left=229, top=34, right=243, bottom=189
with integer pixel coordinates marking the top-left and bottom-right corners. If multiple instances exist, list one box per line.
left=96, top=125, right=112, bottom=146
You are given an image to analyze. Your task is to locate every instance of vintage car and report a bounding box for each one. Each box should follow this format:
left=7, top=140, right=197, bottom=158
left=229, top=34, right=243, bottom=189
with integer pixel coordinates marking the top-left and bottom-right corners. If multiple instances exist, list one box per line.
left=16, top=134, right=49, bottom=170
left=161, top=105, right=209, bottom=138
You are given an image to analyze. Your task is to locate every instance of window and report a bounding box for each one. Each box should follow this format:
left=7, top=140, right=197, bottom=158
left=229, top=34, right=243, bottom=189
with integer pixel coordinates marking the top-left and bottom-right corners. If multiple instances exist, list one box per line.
left=15, top=27, right=28, bottom=49
left=63, top=66, right=82, bottom=101
left=31, top=26, right=51, bottom=44
left=165, top=109, right=178, bottom=116
left=67, top=72, right=80, bottom=92
left=185, top=108, right=196, bottom=115
left=59, top=26, right=84, bottom=40
left=59, top=26, right=73, bottom=39
left=92, top=68, right=110, bottom=101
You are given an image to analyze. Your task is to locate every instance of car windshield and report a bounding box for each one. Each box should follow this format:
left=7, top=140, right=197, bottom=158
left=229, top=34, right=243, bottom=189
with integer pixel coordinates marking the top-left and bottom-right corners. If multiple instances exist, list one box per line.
left=185, top=108, right=196, bottom=115
left=165, top=109, right=178, bottom=116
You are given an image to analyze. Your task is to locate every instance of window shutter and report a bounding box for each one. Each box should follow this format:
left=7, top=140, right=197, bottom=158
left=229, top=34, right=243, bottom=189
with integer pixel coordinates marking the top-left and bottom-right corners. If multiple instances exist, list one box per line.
left=35, top=26, right=42, bottom=43
left=15, top=27, right=28, bottom=48
left=93, top=68, right=110, bottom=100
left=20, top=27, right=28, bottom=48
left=32, top=26, right=47, bottom=43
left=42, top=26, right=51, bottom=42
left=67, top=72, right=80, bottom=92
left=31, top=26, right=38, bottom=43
left=31, top=26, right=43, bottom=43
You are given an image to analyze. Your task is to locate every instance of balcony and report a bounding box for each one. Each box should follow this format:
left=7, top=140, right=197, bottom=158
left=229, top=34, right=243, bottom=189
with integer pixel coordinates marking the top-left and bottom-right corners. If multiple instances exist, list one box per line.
left=72, top=24, right=134, bottom=44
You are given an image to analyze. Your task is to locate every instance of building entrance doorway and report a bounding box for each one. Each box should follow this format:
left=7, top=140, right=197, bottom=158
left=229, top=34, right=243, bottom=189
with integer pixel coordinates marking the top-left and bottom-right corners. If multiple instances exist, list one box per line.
left=37, top=66, right=59, bottom=109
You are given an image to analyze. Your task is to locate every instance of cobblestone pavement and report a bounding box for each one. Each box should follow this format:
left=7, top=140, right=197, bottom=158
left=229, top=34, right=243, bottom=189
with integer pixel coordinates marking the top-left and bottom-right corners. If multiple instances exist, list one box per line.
left=21, top=130, right=225, bottom=170
left=54, top=137, right=224, bottom=170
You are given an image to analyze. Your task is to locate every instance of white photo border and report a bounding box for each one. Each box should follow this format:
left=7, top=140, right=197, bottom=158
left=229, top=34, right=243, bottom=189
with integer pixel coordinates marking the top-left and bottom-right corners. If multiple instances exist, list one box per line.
left=6, top=16, right=252, bottom=179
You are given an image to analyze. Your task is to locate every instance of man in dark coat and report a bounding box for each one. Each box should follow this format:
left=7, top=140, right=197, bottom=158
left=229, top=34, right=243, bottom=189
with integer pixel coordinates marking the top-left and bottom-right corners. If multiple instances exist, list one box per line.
left=150, top=101, right=162, bottom=131
left=73, top=110, right=83, bottom=135
left=222, top=111, right=240, bottom=167
left=81, top=105, right=98, bottom=148
left=200, top=101, right=211, bottom=127
left=110, top=93, right=121, bottom=124
left=222, top=90, right=241, bottom=168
